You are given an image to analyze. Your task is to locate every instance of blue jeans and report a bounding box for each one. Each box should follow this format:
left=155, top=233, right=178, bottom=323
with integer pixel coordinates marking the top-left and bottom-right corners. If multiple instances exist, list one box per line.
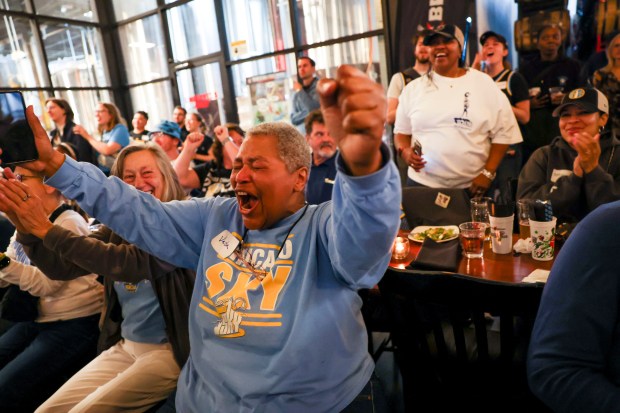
left=0, top=313, right=100, bottom=412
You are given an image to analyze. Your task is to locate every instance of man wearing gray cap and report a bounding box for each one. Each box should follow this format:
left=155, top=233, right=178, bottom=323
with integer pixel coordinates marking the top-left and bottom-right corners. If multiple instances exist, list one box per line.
left=517, top=86, right=620, bottom=223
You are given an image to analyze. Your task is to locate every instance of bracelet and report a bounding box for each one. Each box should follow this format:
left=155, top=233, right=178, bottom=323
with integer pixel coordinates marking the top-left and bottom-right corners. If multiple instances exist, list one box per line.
left=481, top=168, right=496, bottom=180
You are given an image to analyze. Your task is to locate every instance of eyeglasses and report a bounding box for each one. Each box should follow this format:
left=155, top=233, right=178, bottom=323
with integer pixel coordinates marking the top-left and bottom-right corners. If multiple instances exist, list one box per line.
left=14, top=174, right=42, bottom=182
left=234, top=246, right=269, bottom=281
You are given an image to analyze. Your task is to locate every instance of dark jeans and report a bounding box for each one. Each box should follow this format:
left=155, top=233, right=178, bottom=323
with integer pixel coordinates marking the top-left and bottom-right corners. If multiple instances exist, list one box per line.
left=0, top=313, right=100, bottom=412
left=341, top=374, right=388, bottom=412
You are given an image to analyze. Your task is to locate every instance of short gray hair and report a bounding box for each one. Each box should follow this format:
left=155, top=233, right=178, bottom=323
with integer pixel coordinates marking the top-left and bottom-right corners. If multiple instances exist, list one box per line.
left=248, top=122, right=312, bottom=172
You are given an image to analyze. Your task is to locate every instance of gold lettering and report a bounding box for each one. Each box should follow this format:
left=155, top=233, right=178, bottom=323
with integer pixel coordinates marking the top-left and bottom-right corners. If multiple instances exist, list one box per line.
left=205, top=262, right=233, bottom=297
left=260, top=266, right=291, bottom=311
left=217, top=272, right=261, bottom=309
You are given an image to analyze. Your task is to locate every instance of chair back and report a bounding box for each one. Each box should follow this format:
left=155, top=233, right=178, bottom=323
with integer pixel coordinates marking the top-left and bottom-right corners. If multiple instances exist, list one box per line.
left=379, top=267, right=548, bottom=412
left=401, top=187, right=471, bottom=229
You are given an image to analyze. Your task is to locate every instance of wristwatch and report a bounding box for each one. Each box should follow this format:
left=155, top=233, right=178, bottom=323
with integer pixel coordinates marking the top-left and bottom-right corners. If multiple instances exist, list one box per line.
left=481, top=168, right=496, bottom=180
left=0, top=253, right=10, bottom=270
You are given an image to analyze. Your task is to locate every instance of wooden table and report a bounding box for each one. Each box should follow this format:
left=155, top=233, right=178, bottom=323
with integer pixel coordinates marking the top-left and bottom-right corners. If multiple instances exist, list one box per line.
left=389, top=231, right=554, bottom=283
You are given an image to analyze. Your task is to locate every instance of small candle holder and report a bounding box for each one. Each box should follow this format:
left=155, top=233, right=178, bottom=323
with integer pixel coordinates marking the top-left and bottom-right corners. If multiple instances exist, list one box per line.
left=392, top=236, right=410, bottom=260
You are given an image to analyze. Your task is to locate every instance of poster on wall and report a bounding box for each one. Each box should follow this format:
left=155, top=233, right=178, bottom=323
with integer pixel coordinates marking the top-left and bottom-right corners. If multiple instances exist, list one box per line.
left=188, top=92, right=220, bottom=137
left=394, top=0, right=477, bottom=72
left=246, top=71, right=290, bottom=126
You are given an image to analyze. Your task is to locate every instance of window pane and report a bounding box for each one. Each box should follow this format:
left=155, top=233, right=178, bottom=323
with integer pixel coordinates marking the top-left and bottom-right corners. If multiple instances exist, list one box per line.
left=297, top=0, right=383, bottom=44
left=231, top=53, right=296, bottom=130
left=118, top=15, right=168, bottom=85
left=167, top=0, right=220, bottom=62
left=309, top=36, right=386, bottom=88
left=223, top=0, right=293, bottom=60
left=231, top=37, right=387, bottom=130
left=112, top=0, right=157, bottom=21
left=129, top=81, right=174, bottom=130
left=176, top=62, right=225, bottom=136
left=0, top=16, right=48, bottom=88
left=23, top=90, right=49, bottom=123
left=33, top=0, right=98, bottom=22
left=40, top=21, right=110, bottom=88
left=52, top=89, right=113, bottom=137
left=0, top=0, right=30, bottom=12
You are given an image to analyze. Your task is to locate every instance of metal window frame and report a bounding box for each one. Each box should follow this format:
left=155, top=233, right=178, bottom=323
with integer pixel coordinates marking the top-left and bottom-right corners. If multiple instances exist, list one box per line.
left=0, top=0, right=392, bottom=125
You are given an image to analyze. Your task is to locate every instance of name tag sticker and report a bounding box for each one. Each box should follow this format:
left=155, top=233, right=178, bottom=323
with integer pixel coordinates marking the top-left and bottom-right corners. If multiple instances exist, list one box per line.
left=435, top=192, right=451, bottom=209
left=550, top=169, right=572, bottom=183
left=211, top=230, right=240, bottom=258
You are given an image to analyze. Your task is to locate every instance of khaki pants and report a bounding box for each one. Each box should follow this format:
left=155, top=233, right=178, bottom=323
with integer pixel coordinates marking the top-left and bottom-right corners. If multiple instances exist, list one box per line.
left=36, top=339, right=180, bottom=413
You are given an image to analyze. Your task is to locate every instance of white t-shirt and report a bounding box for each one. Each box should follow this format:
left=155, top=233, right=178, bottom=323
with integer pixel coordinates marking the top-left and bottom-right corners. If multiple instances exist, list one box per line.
left=387, top=72, right=406, bottom=99
left=0, top=209, right=103, bottom=322
left=394, top=69, right=522, bottom=188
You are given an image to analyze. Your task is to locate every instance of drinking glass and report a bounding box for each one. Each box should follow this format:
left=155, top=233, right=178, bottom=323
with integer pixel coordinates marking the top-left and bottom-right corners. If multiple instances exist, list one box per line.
left=530, top=217, right=557, bottom=261
left=459, top=222, right=487, bottom=259
left=392, top=236, right=410, bottom=260
left=470, top=197, right=492, bottom=240
left=517, top=199, right=532, bottom=239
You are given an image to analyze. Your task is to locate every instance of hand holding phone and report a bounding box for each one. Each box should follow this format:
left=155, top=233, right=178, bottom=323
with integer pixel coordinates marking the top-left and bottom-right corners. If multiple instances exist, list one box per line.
left=413, top=140, right=423, bottom=157
left=0, top=91, right=39, bottom=165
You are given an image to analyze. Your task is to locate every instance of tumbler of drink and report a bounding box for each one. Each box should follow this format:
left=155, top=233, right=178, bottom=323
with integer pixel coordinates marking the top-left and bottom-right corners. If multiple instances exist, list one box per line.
left=517, top=199, right=532, bottom=239
left=489, top=215, right=514, bottom=254
left=471, top=197, right=492, bottom=240
left=459, top=222, right=487, bottom=259
left=529, top=217, right=557, bottom=261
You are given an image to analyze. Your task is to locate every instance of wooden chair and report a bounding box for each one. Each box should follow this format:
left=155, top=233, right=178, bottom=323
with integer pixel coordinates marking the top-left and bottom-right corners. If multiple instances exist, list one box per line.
left=401, top=187, right=471, bottom=229
left=379, top=267, right=550, bottom=412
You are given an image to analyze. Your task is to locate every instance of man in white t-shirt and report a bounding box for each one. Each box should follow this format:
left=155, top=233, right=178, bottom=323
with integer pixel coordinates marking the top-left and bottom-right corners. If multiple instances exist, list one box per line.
left=393, top=25, right=522, bottom=195
left=386, top=32, right=431, bottom=124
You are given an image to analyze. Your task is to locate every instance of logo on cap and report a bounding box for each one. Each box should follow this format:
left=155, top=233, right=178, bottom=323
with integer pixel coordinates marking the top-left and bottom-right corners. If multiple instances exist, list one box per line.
left=569, top=89, right=585, bottom=100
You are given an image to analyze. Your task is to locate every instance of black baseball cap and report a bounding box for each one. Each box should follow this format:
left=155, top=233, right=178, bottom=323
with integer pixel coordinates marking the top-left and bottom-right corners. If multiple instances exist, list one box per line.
left=423, top=25, right=464, bottom=49
left=552, top=87, right=609, bottom=117
left=479, top=31, right=508, bottom=48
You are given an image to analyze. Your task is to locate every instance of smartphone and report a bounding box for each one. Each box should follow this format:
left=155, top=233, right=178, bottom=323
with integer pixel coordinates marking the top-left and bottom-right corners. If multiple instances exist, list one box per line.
left=413, top=140, right=422, bottom=156
left=0, top=91, right=38, bottom=165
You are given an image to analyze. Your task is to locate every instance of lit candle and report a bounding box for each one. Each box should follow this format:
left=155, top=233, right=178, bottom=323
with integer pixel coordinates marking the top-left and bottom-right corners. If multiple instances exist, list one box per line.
left=393, top=236, right=409, bottom=260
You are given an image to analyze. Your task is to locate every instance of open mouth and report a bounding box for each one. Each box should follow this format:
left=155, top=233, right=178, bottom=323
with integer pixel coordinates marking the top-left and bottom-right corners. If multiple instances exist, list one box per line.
left=236, top=191, right=259, bottom=213
left=435, top=52, right=447, bottom=59
left=486, top=52, right=495, bottom=58
left=135, top=186, right=154, bottom=195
